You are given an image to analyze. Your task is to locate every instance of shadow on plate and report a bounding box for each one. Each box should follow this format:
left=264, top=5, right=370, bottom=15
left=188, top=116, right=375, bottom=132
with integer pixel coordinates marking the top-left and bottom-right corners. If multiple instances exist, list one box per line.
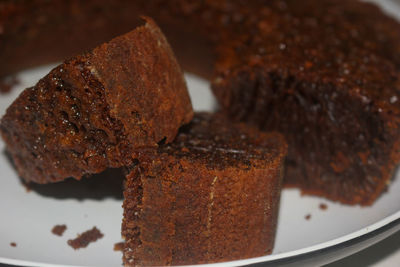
left=27, top=168, right=125, bottom=201
left=3, top=149, right=124, bottom=201
left=326, top=229, right=400, bottom=266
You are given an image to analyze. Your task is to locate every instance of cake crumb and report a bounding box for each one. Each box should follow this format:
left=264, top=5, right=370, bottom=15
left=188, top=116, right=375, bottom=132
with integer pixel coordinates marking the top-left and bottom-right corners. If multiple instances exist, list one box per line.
left=67, top=227, right=104, bottom=249
left=319, top=203, right=328, bottom=210
left=114, top=242, right=125, bottom=251
left=305, top=214, right=311, bottom=220
left=24, top=183, right=31, bottom=193
left=52, top=224, right=67, bottom=236
left=10, top=242, right=16, bottom=247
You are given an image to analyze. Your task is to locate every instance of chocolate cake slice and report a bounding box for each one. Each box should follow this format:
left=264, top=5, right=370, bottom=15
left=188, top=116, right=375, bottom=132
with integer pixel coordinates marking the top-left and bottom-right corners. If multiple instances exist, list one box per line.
left=0, top=17, right=193, bottom=184
left=212, top=1, right=400, bottom=205
left=1, top=1, right=400, bottom=79
left=122, top=113, right=287, bottom=266
left=2, top=0, right=400, bottom=203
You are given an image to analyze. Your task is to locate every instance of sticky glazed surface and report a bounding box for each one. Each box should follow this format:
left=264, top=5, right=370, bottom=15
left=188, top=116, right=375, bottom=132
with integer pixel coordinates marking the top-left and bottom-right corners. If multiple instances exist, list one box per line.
left=0, top=18, right=193, bottom=183
left=122, top=113, right=287, bottom=266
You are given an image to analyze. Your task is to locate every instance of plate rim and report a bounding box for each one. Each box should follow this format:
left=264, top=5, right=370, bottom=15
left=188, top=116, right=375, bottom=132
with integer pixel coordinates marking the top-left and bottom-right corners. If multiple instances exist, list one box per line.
left=195, top=210, right=400, bottom=267
left=1, top=1, right=400, bottom=266
left=1, top=211, right=399, bottom=267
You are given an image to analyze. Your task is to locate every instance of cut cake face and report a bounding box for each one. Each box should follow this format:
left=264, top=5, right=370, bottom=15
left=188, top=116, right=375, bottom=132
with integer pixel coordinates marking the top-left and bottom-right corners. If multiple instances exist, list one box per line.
left=122, top=113, right=287, bottom=266
left=0, top=17, right=193, bottom=183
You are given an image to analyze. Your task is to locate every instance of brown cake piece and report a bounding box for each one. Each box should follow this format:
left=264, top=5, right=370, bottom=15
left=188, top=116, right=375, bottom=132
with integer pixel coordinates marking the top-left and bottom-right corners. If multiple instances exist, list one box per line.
left=1, top=1, right=400, bottom=79
left=0, top=1, right=145, bottom=79
left=211, top=0, right=400, bottom=205
left=114, top=242, right=125, bottom=252
left=122, top=113, right=287, bottom=266
left=0, top=0, right=218, bottom=80
left=0, top=17, right=193, bottom=184
left=67, top=227, right=104, bottom=250
left=2, top=1, right=400, bottom=203
left=51, top=224, right=67, bottom=236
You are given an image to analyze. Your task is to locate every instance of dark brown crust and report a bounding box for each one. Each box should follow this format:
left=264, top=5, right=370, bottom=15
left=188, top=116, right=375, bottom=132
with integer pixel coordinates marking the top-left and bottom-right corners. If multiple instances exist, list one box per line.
left=0, top=17, right=193, bottom=184
left=1, top=1, right=400, bottom=203
left=210, top=0, right=400, bottom=205
left=67, top=227, right=104, bottom=250
left=157, top=112, right=286, bottom=168
left=0, top=1, right=145, bottom=79
left=1, top=1, right=400, bottom=78
left=122, top=113, right=287, bottom=266
left=52, top=224, right=67, bottom=236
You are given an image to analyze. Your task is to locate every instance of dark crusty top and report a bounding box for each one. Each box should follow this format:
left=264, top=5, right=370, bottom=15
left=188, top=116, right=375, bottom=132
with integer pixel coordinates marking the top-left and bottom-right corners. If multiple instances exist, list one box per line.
left=142, top=0, right=400, bottom=66
left=0, top=17, right=193, bottom=183
left=212, top=0, right=400, bottom=116
left=156, top=113, right=287, bottom=169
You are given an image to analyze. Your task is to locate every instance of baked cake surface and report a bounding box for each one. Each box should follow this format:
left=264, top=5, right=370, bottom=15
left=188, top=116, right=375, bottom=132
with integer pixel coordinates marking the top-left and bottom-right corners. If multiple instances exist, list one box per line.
left=0, top=17, right=193, bottom=183
left=0, top=0, right=147, bottom=79
left=1, top=0, right=400, bottom=203
left=122, top=112, right=287, bottom=266
left=211, top=0, right=400, bottom=205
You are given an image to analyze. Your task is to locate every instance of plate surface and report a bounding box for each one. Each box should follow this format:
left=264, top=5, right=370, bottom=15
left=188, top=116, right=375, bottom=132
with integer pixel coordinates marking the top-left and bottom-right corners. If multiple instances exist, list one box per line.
left=1, top=1, right=400, bottom=266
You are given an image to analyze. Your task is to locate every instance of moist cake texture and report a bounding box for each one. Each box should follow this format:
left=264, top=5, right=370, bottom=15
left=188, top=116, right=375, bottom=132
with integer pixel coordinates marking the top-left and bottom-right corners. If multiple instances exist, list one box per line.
left=0, top=17, right=193, bottom=184
left=122, top=113, right=287, bottom=266
left=211, top=0, right=400, bottom=205
left=1, top=0, right=400, bottom=204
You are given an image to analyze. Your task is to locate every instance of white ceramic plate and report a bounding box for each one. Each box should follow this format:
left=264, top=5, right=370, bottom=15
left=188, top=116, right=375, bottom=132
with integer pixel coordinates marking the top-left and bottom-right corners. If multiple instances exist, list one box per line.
left=1, top=1, right=400, bottom=266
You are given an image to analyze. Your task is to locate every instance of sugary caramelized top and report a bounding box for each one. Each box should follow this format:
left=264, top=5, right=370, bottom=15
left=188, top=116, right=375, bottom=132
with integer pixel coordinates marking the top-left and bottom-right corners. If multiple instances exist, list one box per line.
left=157, top=113, right=287, bottom=169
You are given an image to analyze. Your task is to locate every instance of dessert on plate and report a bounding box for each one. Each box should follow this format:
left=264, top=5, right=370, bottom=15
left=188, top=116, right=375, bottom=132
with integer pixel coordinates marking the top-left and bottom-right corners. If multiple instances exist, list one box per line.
left=0, top=17, right=193, bottom=184
left=211, top=0, right=400, bottom=205
left=122, top=113, right=287, bottom=266
left=1, top=0, right=400, bottom=204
